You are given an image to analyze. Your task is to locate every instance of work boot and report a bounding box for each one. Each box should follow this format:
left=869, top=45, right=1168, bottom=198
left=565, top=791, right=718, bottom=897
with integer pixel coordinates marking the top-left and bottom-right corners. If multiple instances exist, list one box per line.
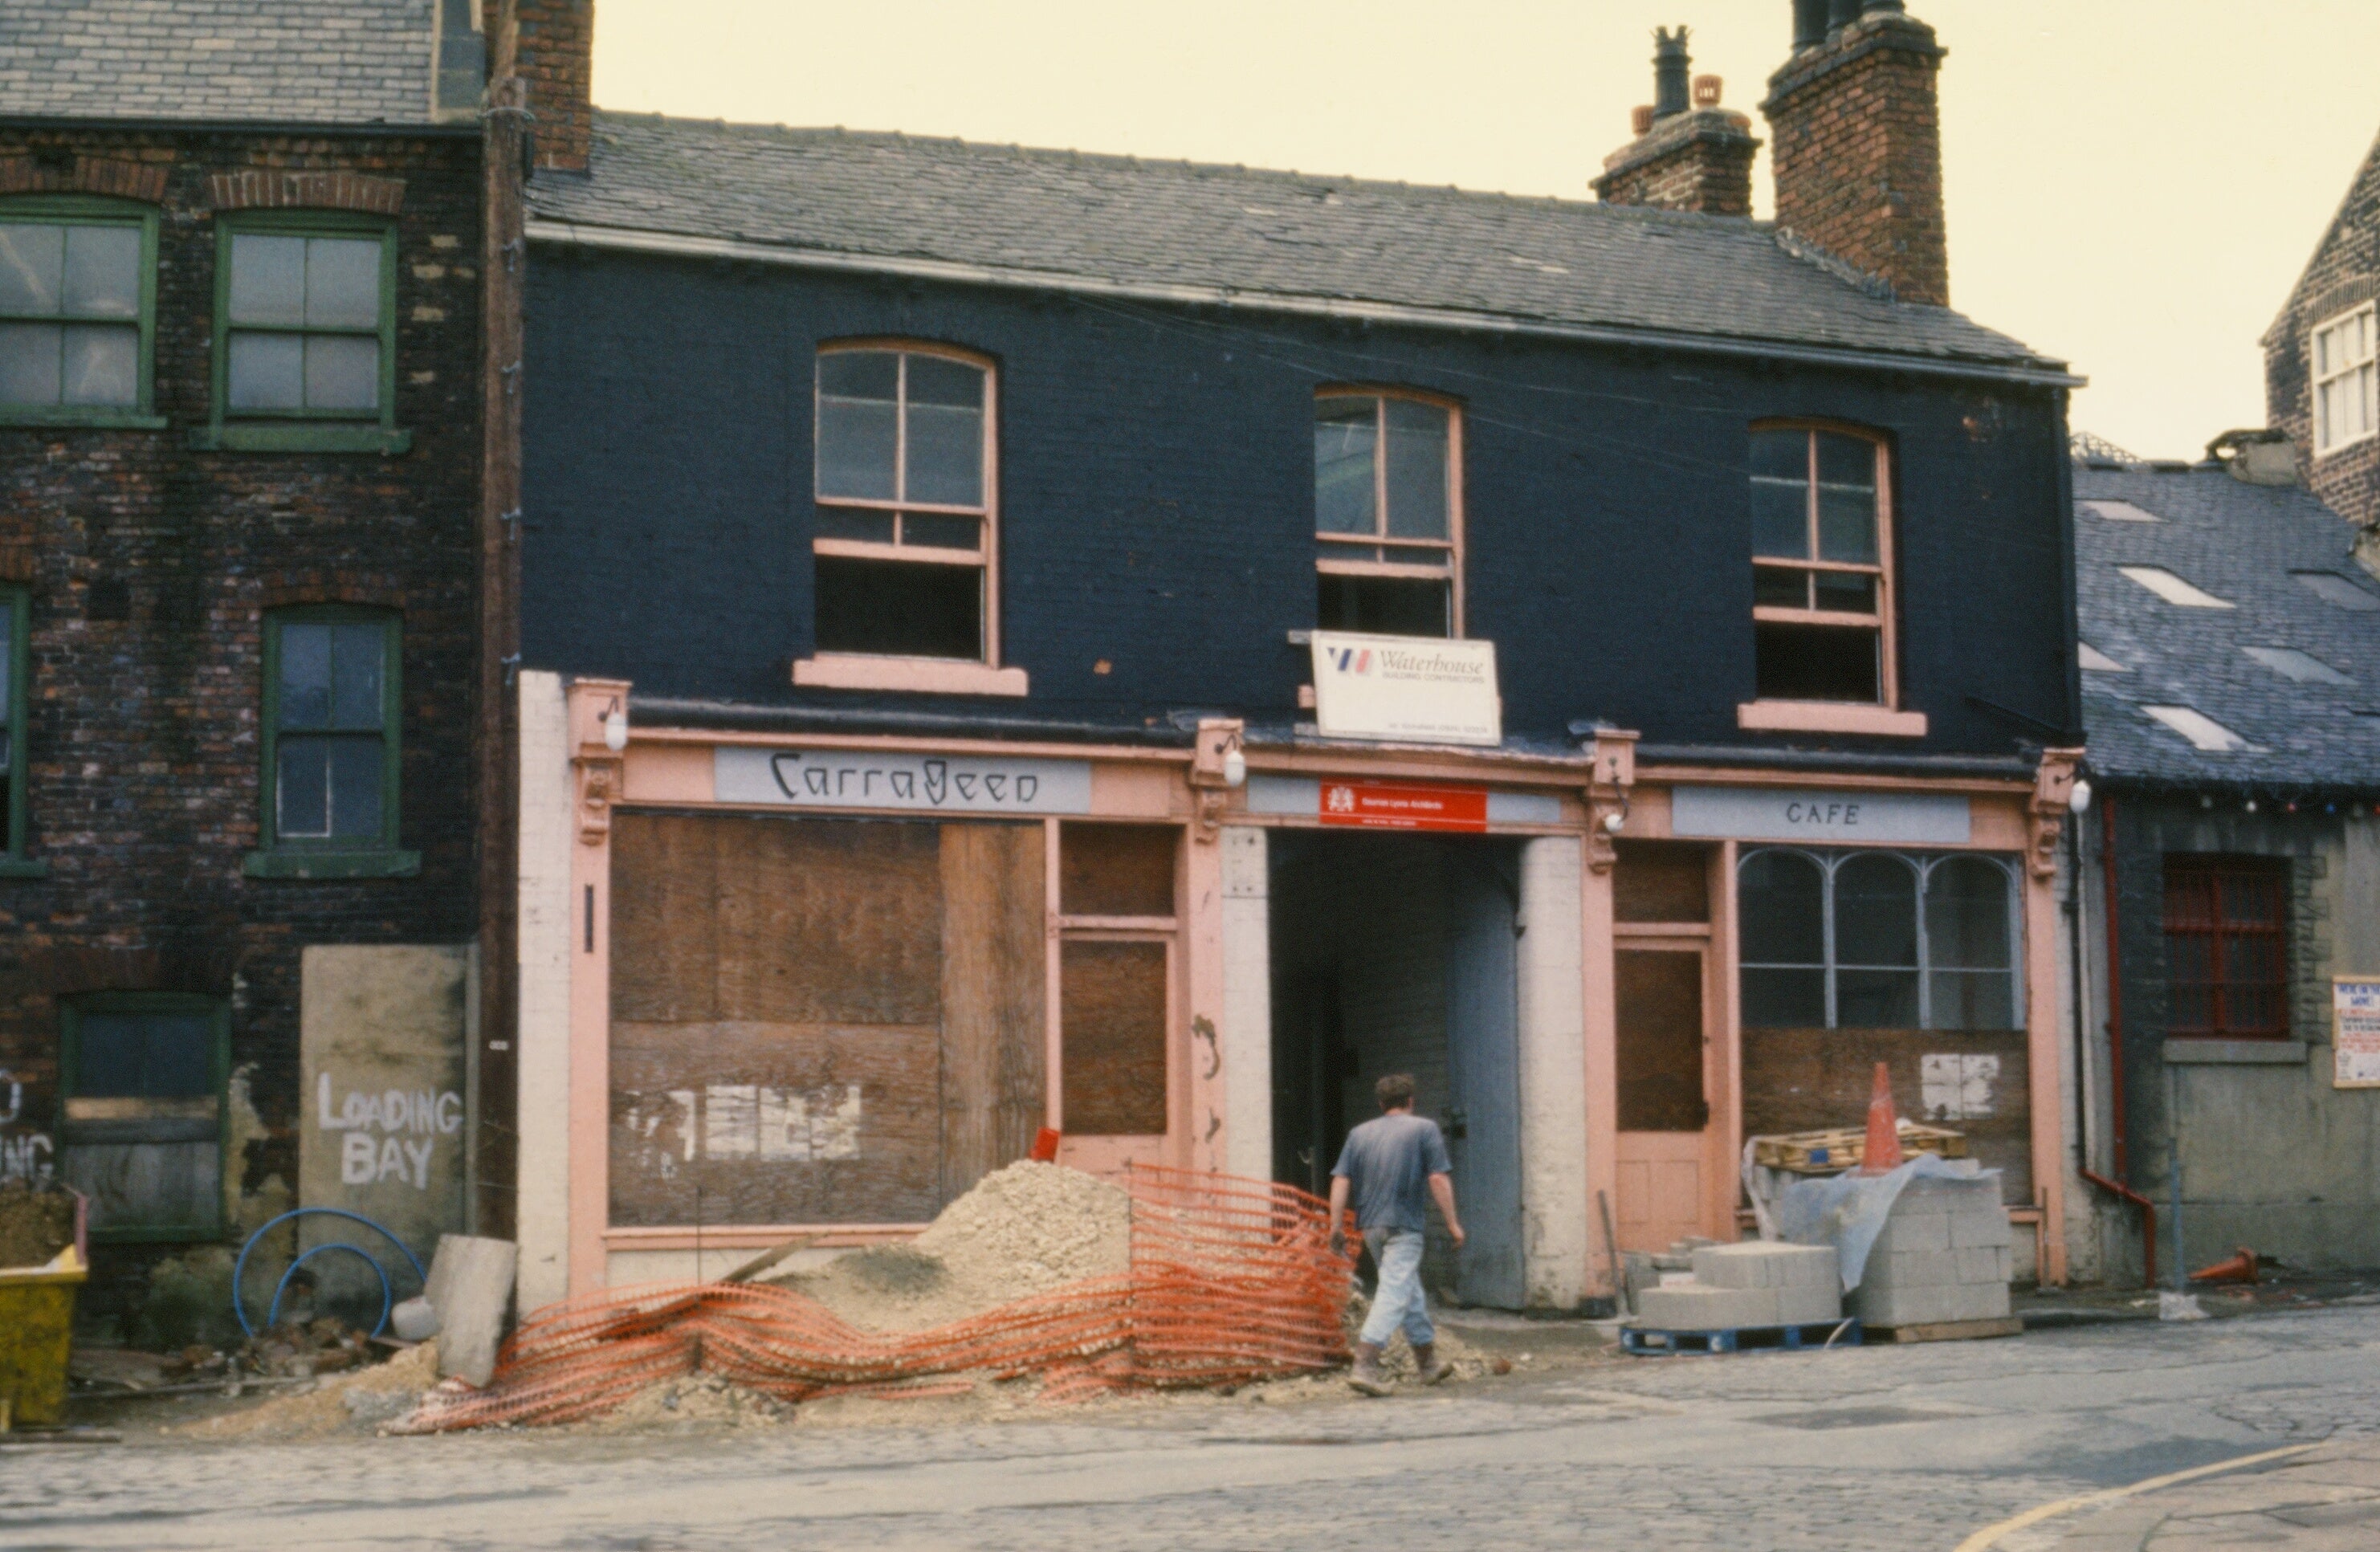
left=1412, top=1342, right=1456, bottom=1387
left=1347, top=1340, right=1392, bottom=1396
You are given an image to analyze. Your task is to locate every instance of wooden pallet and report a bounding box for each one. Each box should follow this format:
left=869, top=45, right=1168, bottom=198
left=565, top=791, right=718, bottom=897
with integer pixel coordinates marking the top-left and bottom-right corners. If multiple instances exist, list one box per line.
left=1865, top=1316, right=2022, bottom=1344
left=1752, top=1123, right=1969, bottom=1175
left=1621, top=1318, right=1862, bottom=1357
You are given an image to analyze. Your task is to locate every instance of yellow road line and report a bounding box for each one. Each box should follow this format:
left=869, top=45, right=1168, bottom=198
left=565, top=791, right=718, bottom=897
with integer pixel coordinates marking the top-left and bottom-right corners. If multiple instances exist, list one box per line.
left=1951, top=1440, right=2326, bottom=1551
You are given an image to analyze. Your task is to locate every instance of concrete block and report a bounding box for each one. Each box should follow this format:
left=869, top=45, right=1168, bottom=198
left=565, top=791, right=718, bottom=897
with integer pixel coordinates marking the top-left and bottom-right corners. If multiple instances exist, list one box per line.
left=1954, top=1247, right=2012, bottom=1285
left=1632, top=1284, right=1781, bottom=1330
left=1897, top=1175, right=1997, bottom=1209
left=1879, top=1249, right=1962, bottom=1288
left=1852, top=1279, right=2011, bottom=1328
left=1870, top=1212, right=1950, bottom=1255
left=1774, top=1284, right=1845, bottom=1325
left=1949, top=1212, right=2015, bottom=1249
left=425, top=1234, right=518, bottom=1387
left=1692, top=1241, right=1838, bottom=1291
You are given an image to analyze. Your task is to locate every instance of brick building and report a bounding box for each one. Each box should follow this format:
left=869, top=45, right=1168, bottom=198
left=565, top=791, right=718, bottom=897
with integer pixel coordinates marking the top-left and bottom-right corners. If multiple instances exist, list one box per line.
left=2264, top=123, right=2380, bottom=566
left=0, top=0, right=489, bottom=1334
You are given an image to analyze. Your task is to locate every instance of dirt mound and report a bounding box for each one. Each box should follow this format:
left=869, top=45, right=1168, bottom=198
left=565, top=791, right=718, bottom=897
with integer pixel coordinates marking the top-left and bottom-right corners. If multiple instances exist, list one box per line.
left=0, top=1182, right=74, bottom=1269
left=772, top=1161, right=1129, bottom=1332
left=173, top=1340, right=440, bottom=1443
left=594, top=1372, right=795, bottom=1432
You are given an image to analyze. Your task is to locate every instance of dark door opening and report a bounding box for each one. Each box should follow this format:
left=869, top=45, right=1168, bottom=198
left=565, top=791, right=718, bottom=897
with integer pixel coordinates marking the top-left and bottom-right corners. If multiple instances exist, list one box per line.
left=1268, top=829, right=1524, bottom=1309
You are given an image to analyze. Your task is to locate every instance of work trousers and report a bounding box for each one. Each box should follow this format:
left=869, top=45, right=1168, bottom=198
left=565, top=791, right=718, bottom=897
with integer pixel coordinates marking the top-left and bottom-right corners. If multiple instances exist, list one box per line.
left=1359, top=1228, right=1435, bottom=1349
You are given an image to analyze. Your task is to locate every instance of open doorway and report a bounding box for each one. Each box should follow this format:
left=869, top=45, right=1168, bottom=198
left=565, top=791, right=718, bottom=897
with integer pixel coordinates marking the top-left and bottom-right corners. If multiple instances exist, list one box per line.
left=1267, top=829, right=1525, bottom=1310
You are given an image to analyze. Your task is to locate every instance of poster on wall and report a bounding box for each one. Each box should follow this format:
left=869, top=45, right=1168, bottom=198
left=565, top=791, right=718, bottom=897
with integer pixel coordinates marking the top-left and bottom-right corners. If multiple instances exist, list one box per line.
left=2334, top=978, right=2380, bottom=1089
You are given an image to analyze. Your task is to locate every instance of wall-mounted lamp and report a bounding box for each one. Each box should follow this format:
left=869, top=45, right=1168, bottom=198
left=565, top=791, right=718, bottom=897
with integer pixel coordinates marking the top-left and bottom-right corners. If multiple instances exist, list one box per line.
left=2068, top=778, right=2092, bottom=815
left=1602, top=809, right=1626, bottom=835
left=603, top=701, right=630, bottom=753
left=1221, top=745, right=1246, bottom=788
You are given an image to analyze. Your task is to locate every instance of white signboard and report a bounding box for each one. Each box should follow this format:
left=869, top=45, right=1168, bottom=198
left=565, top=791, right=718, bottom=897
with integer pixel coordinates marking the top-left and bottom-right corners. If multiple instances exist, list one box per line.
left=2336, top=978, right=2380, bottom=1090
left=1310, top=631, right=1502, bottom=747
left=1670, top=785, right=1972, bottom=845
left=715, top=747, right=1091, bottom=814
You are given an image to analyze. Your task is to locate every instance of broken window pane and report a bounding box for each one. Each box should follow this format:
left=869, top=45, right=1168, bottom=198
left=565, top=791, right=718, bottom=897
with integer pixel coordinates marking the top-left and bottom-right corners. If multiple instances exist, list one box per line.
left=73, top=1012, right=216, bottom=1098
left=1754, top=621, right=1880, bottom=703
left=1317, top=572, right=1449, bottom=638
left=1382, top=398, right=1449, bottom=540
left=813, top=554, right=983, bottom=659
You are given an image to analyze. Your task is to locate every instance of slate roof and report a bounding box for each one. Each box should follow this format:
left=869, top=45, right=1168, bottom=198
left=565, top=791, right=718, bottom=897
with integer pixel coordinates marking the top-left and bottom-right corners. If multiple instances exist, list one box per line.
left=0, top=0, right=446, bottom=126
left=2074, top=464, right=2380, bottom=792
left=528, top=114, right=2070, bottom=378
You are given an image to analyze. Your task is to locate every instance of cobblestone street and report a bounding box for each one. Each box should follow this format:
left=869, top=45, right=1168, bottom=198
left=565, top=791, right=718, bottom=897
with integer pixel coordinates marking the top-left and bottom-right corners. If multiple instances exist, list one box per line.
left=9, top=1306, right=2378, bottom=1551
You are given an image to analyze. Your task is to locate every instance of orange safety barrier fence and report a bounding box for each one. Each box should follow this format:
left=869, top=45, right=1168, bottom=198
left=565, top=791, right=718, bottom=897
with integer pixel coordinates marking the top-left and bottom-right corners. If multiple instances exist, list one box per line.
left=394, top=1164, right=1352, bottom=1432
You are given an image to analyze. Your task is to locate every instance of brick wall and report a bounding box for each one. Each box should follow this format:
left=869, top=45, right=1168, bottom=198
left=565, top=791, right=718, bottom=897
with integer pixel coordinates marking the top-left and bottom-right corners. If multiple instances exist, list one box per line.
left=0, top=124, right=483, bottom=1313
left=513, top=0, right=594, bottom=173
left=1761, top=10, right=1950, bottom=307
left=2264, top=135, right=2379, bottom=546
left=1591, top=108, right=1759, bottom=218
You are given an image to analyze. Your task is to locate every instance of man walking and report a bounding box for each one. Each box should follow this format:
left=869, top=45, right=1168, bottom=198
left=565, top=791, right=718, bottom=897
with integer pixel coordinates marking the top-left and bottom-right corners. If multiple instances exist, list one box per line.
left=1328, top=1073, right=1464, bottom=1395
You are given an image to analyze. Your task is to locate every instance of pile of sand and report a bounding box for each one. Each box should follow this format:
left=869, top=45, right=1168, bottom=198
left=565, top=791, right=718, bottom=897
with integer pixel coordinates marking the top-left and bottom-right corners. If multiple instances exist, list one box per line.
left=173, top=1340, right=441, bottom=1443
left=772, top=1160, right=1129, bottom=1333
left=595, top=1372, right=794, bottom=1432
left=0, top=1182, right=74, bottom=1269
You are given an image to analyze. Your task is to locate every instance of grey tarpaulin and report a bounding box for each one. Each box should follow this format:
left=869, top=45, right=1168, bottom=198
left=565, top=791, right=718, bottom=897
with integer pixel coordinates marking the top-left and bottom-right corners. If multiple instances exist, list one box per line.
left=1744, top=1147, right=1998, bottom=1292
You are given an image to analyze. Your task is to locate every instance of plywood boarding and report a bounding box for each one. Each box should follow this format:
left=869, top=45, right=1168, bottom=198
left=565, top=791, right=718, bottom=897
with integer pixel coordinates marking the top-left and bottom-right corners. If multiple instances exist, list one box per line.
left=1061, top=824, right=1178, bottom=918
left=1613, top=840, right=1713, bottom=924
left=939, top=822, right=1047, bottom=1200
left=1062, top=939, right=1169, bottom=1135
left=1739, top=1028, right=2031, bottom=1204
left=608, top=811, right=1045, bottom=1228
left=1616, top=949, right=1707, bottom=1132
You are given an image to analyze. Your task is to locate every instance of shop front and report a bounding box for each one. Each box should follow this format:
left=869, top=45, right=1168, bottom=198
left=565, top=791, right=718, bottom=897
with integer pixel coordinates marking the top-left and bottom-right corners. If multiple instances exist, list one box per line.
left=512, top=673, right=2075, bottom=1314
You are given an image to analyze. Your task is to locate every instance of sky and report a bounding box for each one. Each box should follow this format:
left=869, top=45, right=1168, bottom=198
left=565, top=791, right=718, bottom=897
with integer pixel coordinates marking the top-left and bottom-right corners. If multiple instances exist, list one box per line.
left=591, top=1, right=2380, bottom=462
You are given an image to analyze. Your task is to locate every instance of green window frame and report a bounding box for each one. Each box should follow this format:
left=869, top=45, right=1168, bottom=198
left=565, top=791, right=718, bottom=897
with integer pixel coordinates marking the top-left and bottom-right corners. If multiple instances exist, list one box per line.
left=245, top=605, right=418, bottom=878
left=0, top=194, right=166, bottom=430
left=59, top=992, right=230, bottom=1243
left=194, top=210, right=410, bottom=454
left=0, top=585, right=38, bottom=877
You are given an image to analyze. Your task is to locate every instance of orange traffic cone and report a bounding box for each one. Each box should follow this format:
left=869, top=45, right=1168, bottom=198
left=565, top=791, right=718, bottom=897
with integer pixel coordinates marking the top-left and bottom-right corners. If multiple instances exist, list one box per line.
left=2189, top=1247, right=2259, bottom=1285
left=1859, top=1061, right=1905, bottom=1175
left=1029, top=1126, right=1062, bottom=1163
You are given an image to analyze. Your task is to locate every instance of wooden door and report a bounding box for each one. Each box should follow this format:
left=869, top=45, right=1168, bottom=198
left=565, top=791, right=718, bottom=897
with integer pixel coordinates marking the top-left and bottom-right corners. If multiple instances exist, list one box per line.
left=1614, top=946, right=1713, bottom=1253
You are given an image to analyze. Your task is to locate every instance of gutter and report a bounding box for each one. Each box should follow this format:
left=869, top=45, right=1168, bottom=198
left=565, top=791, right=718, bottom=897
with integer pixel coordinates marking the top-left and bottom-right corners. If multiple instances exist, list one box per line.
left=0, top=114, right=479, bottom=138
left=523, top=218, right=2087, bottom=390
left=626, top=695, right=1196, bottom=747
left=1632, top=743, right=2038, bottom=780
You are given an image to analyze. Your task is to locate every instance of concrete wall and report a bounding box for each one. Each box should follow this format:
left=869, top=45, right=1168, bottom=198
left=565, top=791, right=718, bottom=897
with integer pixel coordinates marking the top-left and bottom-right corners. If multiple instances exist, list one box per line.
left=512, top=672, right=573, bottom=1316
left=2074, top=796, right=2380, bottom=1279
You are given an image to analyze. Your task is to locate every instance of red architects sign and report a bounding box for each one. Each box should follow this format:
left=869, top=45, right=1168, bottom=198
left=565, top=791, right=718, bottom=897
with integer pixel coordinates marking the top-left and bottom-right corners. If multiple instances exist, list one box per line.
left=1317, top=780, right=1489, bottom=833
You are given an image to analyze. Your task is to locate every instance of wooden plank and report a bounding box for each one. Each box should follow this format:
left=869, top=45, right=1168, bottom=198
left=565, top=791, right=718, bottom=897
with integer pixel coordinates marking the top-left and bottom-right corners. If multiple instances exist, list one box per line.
left=609, top=812, right=720, bottom=1023
left=1868, top=1316, right=2023, bottom=1344
left=1061, top=939, right=1169, bottom=1136
left=1616, top=949, right=1707, bottom=1132
left=609, top=1019, right=942, bottom=1227
left=1740, top=1027, right=2032, bottom=1204
left=1059, top=823, right=1177, bottom=919
left=714, top=816, right=943, bottom=1026
left=1613, top=840, right=1712, bottom=925
left=939, top=822, right=1048, bottom=1202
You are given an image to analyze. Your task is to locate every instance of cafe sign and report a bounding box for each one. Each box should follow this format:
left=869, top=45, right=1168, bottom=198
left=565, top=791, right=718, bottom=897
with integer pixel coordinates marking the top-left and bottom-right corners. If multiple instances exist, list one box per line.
left=1310, top=631, right=1502, bottom=747
left=1669, top=786, right=1972, bottom=845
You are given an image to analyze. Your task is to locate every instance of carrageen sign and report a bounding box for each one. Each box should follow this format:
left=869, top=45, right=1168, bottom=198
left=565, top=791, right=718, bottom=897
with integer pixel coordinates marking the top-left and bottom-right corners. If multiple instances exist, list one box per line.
left=1310, top=631, right=1502, bottom=747
left=715, top=747, right=1092, bottom=814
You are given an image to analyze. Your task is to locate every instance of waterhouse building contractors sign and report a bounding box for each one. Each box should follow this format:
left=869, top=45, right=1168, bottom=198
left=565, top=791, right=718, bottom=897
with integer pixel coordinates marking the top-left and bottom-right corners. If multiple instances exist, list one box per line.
left=1669, top=786, right=1973, bottom=845
left=1310, top=631, right=1501, bottom=747
left=715, top=747, right=1092, bottom=814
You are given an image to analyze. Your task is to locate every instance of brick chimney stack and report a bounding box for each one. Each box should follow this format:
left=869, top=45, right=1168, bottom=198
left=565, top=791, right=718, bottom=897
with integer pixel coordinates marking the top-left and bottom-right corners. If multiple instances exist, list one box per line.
left=1592, top=27, right=1762, bottom=218
left=511, top=0, right=594, bottom=173
left=1761, top=0, right=1949, bottom=305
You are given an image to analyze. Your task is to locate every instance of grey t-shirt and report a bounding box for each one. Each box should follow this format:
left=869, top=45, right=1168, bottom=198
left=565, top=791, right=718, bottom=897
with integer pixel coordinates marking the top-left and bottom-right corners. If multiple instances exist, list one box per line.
left=1331, top=1111, right=1453, bottom=1234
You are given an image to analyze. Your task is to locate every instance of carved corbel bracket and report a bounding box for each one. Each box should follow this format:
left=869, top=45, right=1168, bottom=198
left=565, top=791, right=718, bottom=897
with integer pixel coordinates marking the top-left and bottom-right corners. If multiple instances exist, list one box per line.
left=569, top=677, right=632, bottom=849
left=1583, top=727, right=1640, bottom=875
left=1186, top=718, right=1245, bottom=843
left=2027, top=747, right=2086, bottom=879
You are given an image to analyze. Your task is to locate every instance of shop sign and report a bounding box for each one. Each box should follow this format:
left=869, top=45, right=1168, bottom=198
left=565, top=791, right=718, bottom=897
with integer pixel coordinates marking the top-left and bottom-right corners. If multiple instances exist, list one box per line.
left=715, top=747, right=1091, bottom=814
left=2335, top=979, right=2380, bottom=1089
left=1310, top=631, right=1502, bottom=747
left=1670, top=785, right=1971, bottom=845
left=1316, top=780, right=1490, bottom=833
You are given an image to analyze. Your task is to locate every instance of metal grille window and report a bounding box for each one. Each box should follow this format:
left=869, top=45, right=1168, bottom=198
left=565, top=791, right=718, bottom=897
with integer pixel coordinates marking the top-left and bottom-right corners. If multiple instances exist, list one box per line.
left=2163, top=857, right=2288, bottom=1039
left=2313, top=304, right=2377, bottom=457
left=1738, top=848, right=2019, bottom=1029
left=1749, top=425, right=1896, bottom=705
left=0, top=589, right=26, bottom=861
left=262, top=609, right=401, bottom=853
left=0, top=198, right=155, bottom=422
left=1314, top=392, right=1461, bottom=638
left=812, top=344, right=996, bottom=662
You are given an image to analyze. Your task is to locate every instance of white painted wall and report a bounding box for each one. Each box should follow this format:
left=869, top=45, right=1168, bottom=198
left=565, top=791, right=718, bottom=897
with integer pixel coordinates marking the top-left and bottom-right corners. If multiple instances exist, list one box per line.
left=513, top=671, right=574, bottom=1315
left=1219, top=826, right=1272, bottom=1183
left=1517, top=835, right=1588, bottom=1309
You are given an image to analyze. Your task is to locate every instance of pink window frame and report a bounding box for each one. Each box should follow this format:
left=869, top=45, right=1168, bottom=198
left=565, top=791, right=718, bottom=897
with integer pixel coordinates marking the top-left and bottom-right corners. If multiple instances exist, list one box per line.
left=1314, top=386, right=1466, bottom=636
left=808, top=339, right=1004, bottom=668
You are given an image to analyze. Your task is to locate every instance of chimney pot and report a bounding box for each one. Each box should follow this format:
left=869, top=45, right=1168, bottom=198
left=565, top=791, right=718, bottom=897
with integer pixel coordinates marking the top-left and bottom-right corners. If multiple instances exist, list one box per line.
left=1826, top=0, right=1863, bottom=32
left=1692, top=74, right=1723, bottom=108
left=1792, top=0, right=1829, bottom=50
left=1864, top=0, right=1906, bottom=11
left=1631, top=104, right=1658, bottom=136
left=1653, top=27, right=1693, bottom=121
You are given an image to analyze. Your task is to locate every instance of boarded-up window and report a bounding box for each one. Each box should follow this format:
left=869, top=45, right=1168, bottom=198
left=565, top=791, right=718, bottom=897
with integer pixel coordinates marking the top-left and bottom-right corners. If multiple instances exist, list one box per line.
left=1613, top=841, right=1711, bottom=924
left=608, top=812, right=1043, bottom=1228
left=1060, top=824, right=1177, bottom=918
left=60, top=997, right=226, bottom=1240
left=1060, top=939, right=1169, bottom=1135
left=1616, top=951, right=1707, bottom=1132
